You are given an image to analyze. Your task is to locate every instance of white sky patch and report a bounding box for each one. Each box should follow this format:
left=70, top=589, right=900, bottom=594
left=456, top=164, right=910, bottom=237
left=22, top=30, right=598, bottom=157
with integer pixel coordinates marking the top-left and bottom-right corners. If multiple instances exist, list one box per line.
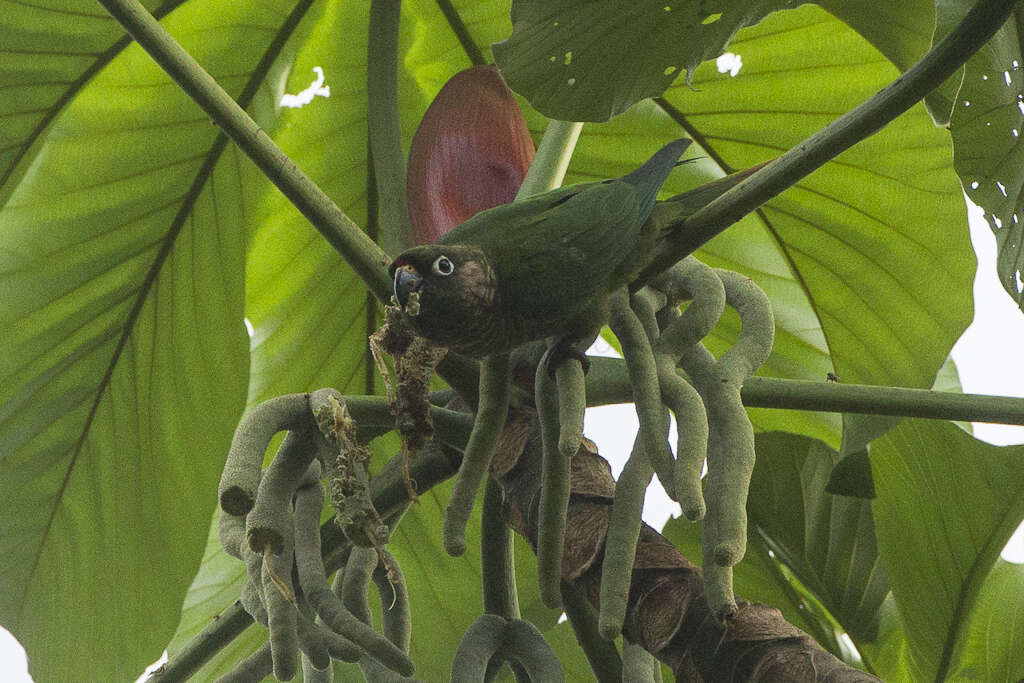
left=280, top=66, right=330, bottom=109
left=716, top=52, right=743, bottom=77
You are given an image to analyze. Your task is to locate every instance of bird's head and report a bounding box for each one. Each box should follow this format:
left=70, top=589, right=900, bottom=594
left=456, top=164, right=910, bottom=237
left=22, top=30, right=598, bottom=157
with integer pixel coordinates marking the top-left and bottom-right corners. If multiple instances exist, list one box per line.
left=388, top=244, right=499, bottom=353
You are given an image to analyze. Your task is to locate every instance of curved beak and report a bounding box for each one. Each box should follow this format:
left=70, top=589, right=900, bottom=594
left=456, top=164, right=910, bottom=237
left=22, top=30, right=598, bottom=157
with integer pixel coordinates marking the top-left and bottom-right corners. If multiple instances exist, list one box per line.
left=393, top=264, right=423, bottom=307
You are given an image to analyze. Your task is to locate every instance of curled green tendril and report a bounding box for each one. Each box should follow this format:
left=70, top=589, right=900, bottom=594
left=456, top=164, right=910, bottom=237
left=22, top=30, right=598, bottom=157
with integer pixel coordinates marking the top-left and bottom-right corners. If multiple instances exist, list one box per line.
left=598, top=288, right=664, bottom=640
left=443, top=352, right=511, bottom=556
left=535, top=365, right=569, bottom=609
left=245, top=429, right=319, bottom=556
left=678, top=269, right=773, bottom=618
left=293, top=479, right=413, bottom=675
left=451, top=615, right=564, bottom=682
left=219, top=393, right=311, bottom=515
left=649, top=257, right=725, bottom=519
left=623, top=640, right=663, bottom=683
left=262, top=524, right=298, bottom=681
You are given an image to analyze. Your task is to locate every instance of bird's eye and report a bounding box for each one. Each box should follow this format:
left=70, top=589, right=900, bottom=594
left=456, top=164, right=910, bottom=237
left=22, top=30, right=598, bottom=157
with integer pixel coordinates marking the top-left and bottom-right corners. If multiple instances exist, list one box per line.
left=432, top=255, right=455, bottom=276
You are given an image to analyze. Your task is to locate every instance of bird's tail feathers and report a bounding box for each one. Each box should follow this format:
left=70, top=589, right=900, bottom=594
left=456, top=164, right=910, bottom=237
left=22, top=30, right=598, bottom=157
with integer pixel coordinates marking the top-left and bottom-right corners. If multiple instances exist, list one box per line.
left=619, top=138, right=693, bottom=212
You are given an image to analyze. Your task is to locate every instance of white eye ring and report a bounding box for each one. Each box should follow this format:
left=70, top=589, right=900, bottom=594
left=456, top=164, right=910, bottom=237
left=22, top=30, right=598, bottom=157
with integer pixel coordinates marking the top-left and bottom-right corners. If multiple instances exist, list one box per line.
left=432, top=255, right=455, bottom=276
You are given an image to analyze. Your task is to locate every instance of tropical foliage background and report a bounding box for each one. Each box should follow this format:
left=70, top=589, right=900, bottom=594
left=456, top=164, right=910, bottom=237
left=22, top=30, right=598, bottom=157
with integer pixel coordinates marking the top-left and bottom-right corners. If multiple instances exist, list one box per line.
left=2, top=0, right=1023, bottom=681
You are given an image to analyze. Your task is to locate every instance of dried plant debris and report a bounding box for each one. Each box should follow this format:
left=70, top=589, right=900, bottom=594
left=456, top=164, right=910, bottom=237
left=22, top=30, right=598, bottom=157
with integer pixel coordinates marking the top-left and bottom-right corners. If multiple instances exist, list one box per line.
left=370, top=303, right=447, bottom=500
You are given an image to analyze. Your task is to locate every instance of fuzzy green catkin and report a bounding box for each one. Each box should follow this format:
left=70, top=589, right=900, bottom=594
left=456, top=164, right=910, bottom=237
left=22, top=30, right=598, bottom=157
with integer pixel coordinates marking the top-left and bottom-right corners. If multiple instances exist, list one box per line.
left=450, top=614, right=507, bottom=680
left=650, top=258, right=725, bottom=519
left=481, top=478, right=521, bottom=620
left=611, top=288, right=669, bottom=480
left=218, top=509, right=246, bottom=560
left=263, top=529, right=298, bottom=681
left=296, top=603, right=331, bottom=672
left=535, top=365, right=569, bottom=609
left=443, top=352, right=511, bottom=557
left=371, top=551, right=412, bottom=652
left=216, top=641, right=273, bottom=683
left=246, top=429, right=320, bottom=555
left=629, top=289, right=675, bottom=497
left=291, top=480, right=387, bottom=667
left=341, top=545, right=377, bottom=623
left=307, top=575, right=414, bottom=676
left=699, top=504, right=737, bottom=620
left=501, top=619, right=566, bottom=682
left=650, top=257, right=725, bottom=361
left=689, top=271, right=773, bottom=567
left=219, top=393, right=311, bottom=515
left=301, top=652, right=333, bottom=683
left=343, top=546, right=413, bottom=683
left=598, top=445, right=654, bottom=640
left=597, top=289, right=663, bottom=640
left=239, top=542, right=268, bottom=626
left=555, top=357, right=586, bottom=461
left=622, top=641, right=661, bottom=683
left=651, top=303, right=709, bottom=520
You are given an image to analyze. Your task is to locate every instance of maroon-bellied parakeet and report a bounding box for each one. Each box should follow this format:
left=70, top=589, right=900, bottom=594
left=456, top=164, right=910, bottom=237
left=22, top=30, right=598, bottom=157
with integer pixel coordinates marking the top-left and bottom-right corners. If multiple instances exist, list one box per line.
left=389, top=138, right=691, bottom=360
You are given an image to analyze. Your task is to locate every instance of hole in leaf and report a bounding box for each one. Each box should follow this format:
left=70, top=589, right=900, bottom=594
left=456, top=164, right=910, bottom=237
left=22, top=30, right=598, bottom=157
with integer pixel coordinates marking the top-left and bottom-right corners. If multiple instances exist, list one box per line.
left=716, top=52, right=742, bottom=77
left=567, top=77, right=576, bottom=86
left=664, top=65, right=677, bottom=76
left=702, top=12, right=722, bottom=24
left=564, top=51, right=573, bottom=65
left=279, top=66, right=331, bottom=109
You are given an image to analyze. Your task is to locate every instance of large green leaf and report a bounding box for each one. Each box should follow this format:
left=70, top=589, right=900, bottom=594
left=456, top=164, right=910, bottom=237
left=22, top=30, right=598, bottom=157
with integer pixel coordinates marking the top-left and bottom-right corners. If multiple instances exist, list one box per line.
left=940, top=1, right=1024, bottom=310
left=947, top=559, right=1024, bottom=682
left=747, top=433, right=888, bottom=644
left=493, top=0, right=806, bottom=122
left=870, top=420, right=1024, bottom=681
left=0, top=0, right=321, bottom=679
left=0, top=0, right=178, bottom=208
left=818, top=0, right=959, bottom=124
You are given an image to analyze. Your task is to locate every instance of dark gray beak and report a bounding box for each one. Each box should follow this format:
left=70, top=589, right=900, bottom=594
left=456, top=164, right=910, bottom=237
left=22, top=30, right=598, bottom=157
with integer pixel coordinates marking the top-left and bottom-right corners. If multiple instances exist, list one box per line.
left=393, top=265, right=423, bottom=307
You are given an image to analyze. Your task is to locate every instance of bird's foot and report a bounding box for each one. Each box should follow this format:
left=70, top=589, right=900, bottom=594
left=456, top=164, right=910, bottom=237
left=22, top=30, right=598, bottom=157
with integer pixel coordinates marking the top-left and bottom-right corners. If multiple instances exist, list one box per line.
left=542, top=342, right=590, bottom=378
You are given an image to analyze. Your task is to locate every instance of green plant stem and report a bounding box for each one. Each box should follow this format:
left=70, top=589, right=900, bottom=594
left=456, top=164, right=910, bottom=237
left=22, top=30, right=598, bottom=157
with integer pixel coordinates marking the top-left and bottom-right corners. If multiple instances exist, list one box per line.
left=636, top=0, right=1022, bottom=283
left=96, top=0, right=393, bottom=301
left=560, top=581, right=623, bottom=682
left=516, top=120, right=584, bottom=198
left=584, top=357, right=1024, bottom=425
left=368, top=0, right=411, bottom=255
left=480, top=478, right=520, bottom=620
left=436, top=0, right=487, bottom=66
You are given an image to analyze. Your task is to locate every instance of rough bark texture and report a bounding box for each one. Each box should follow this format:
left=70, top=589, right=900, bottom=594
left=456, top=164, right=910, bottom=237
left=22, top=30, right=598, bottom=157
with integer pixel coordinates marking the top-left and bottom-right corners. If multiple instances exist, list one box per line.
left=491, top=404, right=878, bottom=682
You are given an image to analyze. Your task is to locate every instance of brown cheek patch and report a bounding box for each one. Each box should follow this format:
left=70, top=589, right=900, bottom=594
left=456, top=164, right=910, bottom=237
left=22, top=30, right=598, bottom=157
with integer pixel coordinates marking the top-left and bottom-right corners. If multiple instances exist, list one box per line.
left=457, top=260, right=496, bottom=305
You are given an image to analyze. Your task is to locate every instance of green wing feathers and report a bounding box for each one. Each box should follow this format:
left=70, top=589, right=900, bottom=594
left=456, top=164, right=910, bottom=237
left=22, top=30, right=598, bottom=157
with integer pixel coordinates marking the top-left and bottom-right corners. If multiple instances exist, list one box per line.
left=438, top=139, right=690, bottom=320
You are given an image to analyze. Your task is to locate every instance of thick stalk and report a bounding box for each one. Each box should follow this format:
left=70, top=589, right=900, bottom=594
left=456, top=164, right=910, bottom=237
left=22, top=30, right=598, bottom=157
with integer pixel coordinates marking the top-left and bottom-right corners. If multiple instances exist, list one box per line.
left=480, top=478, right=521, bottom=619
left=516, top=120, right=584, bottom=198
left=368, top=0, right=411, bottom=254
left=584, top=358, right=1024, bottom=426
left=96, top=0, right=393, bottom=301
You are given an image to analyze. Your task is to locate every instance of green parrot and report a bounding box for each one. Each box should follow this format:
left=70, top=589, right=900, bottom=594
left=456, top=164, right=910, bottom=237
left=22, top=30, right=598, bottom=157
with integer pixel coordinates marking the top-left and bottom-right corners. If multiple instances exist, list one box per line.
left=390, top=138, right=691, bottom=361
